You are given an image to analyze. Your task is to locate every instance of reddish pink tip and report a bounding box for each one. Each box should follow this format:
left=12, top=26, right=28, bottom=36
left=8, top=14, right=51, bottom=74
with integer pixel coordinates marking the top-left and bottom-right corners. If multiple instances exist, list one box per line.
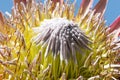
left=108, top=16, right=120, bottom=33
left=52, top=0, right=64, bottom=5
left=80, top=0, right=93, bottom=14
left=94, top=0, right=108, bottom=18
left=0, top=12, right=4, bottom=24
left=14, top=0, right=27, bottom=6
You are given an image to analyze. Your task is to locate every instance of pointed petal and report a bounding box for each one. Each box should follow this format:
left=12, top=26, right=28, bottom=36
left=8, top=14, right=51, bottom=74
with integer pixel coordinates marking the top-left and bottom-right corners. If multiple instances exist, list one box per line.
left=94, top=0, right=108, bottom=18
left=108, top=16, right=120, bottom=33
left=52, top=0, right=64, bottom=5
left=113, top=28, right=120, bottom=40
left=79, top=0, right=93, bottom=14
left=0, top=12, right=5, bottom=33
left=14, top=0, right=26, bottom=6
left=0, top=12, right=4, bottom=24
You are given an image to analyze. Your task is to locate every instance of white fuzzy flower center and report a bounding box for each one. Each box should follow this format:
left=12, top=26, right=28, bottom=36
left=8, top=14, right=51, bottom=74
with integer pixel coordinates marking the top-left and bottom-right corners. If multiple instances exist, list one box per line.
left=33, top=18, right=91, bottom=63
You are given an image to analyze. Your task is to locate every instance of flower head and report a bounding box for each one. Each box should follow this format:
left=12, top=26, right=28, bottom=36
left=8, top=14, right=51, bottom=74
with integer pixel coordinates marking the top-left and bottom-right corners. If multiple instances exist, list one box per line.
left=0, top=0, right=120, bottom=79
left=33, top=18, right=91, bottom=62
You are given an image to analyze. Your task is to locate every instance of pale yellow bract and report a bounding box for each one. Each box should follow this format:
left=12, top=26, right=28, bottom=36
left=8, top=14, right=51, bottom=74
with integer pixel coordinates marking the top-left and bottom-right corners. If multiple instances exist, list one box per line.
left=0, top=0, right=119, bottom=79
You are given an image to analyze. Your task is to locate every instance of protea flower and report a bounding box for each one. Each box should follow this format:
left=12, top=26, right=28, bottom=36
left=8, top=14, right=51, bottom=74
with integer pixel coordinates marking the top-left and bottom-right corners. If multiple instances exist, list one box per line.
left=0, top=0, right=120, bottom=80
left=33, top=18, right=92, bottom=63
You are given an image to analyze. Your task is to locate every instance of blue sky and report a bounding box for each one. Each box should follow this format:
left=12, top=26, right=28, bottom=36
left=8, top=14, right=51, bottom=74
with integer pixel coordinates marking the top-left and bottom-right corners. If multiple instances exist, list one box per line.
left=0, top=0, right=120, bottom=25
